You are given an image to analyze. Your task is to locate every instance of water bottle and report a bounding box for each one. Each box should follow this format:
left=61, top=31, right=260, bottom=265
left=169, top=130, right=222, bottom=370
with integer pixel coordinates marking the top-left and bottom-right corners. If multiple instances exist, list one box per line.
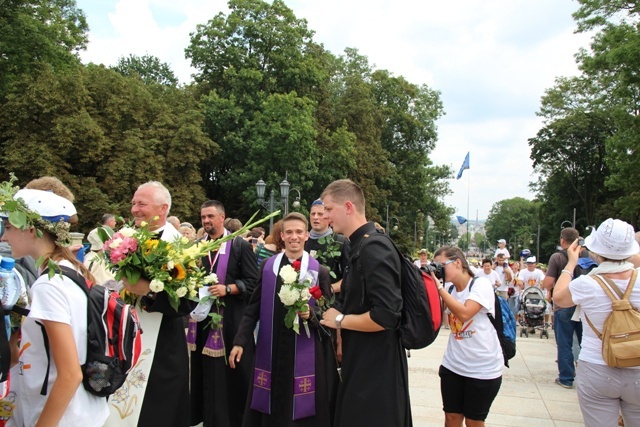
left=0, top=258, right=19, bottom=339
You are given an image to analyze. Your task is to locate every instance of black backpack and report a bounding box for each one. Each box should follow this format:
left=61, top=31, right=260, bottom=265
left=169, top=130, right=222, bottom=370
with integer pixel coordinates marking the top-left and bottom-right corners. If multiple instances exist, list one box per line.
left=352, top=231, right=442, bottom=350
left=37, top=266, right=142, bottom=397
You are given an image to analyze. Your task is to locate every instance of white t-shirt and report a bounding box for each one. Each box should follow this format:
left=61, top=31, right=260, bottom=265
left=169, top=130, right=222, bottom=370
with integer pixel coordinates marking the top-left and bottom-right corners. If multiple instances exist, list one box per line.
left=518, top=268, right=545, bottom=290
left=442, top=277, right=503, bottom=379
left=474, top=269, right=500, bottom=288
left=493, top=263, right=512, bottom=292
left=495, top=247, right=510, bottom=259
left=570, top=271, right=640, bottom=367
left=8, top=261, right=109, bottom=427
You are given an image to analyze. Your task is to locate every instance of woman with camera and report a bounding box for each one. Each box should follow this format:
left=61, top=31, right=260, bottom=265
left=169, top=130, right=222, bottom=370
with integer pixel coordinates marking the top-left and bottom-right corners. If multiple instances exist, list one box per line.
left=431, top=246, right=503, bottom=427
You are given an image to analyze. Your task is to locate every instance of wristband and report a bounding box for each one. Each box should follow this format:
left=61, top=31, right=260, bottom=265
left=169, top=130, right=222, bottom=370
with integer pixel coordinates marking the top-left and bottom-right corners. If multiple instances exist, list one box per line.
left=561, top=269, right=574, bottom=279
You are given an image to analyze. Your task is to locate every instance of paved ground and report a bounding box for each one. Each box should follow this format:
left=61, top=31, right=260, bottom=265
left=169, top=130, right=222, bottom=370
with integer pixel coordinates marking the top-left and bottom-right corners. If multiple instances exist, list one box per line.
left=408, top=327, right=585, bottom=426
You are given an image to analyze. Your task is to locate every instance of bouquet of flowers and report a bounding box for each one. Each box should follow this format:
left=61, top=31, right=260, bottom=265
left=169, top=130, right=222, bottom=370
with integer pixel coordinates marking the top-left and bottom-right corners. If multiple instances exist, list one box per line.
left=277, top=260, right=318, bottom=336
left=98, top=211, right=278, bottom=312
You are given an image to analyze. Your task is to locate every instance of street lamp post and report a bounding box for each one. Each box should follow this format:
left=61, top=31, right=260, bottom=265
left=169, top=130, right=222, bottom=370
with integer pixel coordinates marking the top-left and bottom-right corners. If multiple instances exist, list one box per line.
left=388, top=217, right=399, bottom=236
left=385, top=204, right=399, bottom=236
left=256, top=177, right=297, bottom=232
left=560, top=220, right=573, bottom=230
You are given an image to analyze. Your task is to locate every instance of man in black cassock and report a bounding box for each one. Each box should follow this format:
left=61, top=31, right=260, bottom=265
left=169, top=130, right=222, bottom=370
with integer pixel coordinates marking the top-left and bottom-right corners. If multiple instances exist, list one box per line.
left=320, top=179, right=412, bottom=427
left=304, top=199, right=349, bottom=424
left=304, top=199, right=350, bottom=297
left=189, top=200, right=260, bottom=427
left=105, top=181, right=195, bottom=427
left=230, top=212, right=332, bottom=427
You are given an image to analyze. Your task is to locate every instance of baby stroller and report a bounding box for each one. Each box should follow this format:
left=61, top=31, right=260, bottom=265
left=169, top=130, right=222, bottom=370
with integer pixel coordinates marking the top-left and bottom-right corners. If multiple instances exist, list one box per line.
left=519, top=286, right=549, bottom=339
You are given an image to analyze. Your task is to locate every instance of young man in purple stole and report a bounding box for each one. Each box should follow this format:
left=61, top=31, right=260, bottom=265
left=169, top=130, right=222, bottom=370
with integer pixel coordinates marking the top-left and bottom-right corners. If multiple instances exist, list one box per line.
left=188, top=200, right=260, bottom=427
left=230, top=212, right=333, bottom=427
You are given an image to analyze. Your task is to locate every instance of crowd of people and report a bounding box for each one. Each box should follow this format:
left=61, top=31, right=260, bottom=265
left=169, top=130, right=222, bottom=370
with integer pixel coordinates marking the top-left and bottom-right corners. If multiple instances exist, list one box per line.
left=0, top=175, right=638, bottom=427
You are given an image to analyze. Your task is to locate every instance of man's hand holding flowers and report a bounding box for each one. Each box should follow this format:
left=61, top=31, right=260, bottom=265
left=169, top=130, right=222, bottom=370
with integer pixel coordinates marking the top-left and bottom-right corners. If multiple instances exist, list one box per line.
left=277, top=260, right=318, bottom=336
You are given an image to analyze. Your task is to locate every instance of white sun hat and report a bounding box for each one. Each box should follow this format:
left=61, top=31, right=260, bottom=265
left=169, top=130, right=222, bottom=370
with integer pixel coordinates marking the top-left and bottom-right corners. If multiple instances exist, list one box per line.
left=584, top=218, right=639, bottom=260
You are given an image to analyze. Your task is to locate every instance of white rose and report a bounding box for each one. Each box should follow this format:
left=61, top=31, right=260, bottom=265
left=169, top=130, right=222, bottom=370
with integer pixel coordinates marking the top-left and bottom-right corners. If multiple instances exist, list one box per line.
left=279, top=265, right=298, bottom=284
left=119, top=227, right=136, bottom=238
left=176, top=287, right=188, bottom=298
left=204, top=273, right=219, bottom=285
left=108, top=238, right=123, bottom=249
left=149, top=279, right=165, bottom=293
left=278, top=285, right=300, bottom=306
left=189, top=289, right=198, bottom=298
left=300, top=288, right=311, bottom=301
left=167, top=260, right=175, bottom=271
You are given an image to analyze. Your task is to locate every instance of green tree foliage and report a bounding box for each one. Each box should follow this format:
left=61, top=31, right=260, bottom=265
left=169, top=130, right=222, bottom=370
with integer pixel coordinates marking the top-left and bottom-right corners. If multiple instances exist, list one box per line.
left=530, top=0, right=640, bottom=237
left=0, top=64, right=216, bottom=230
left=529, top=76, right=612, bottom=227
left=0, top=0, right=452, bottom=245
left=113, top=54, right=179, bottom=86
left=187, top=0, right=451, bottom=240
left=0, top=0, right=88, bottom=99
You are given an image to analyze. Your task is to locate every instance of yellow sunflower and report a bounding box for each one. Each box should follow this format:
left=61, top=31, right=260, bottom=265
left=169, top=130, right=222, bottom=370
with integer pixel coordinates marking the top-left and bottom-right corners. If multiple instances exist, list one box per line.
left=143, top=239, right=159, bottom=255
left=171, top=264, right=187, bottom=281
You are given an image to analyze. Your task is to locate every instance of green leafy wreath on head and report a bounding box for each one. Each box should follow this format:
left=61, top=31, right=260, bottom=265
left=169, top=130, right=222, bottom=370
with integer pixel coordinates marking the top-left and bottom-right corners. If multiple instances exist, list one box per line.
left=0, top=173, right=44, bottom=237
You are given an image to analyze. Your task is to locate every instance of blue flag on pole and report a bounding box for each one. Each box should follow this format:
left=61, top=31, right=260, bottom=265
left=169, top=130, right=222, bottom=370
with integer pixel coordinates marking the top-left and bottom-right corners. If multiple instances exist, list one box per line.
left=456, top=215, right=467, bottom=224
left=456, top=152, right=470, bottom=180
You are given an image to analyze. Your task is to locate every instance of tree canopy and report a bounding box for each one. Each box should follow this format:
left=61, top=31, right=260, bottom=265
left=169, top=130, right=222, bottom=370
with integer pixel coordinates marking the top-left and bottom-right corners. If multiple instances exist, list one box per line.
left=0, top=0, right=452, bottom=250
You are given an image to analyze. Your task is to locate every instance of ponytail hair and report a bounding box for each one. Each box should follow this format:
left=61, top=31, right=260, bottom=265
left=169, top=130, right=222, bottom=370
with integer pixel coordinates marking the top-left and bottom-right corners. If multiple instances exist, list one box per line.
left=41, top=232, right=97, bottom=285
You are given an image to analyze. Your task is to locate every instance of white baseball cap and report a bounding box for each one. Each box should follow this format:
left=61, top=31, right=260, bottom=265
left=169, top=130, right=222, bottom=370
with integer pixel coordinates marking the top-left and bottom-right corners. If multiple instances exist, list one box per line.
left=1, top=189, right=76, bottom=222
left=526, top=256, right=536, bottom=264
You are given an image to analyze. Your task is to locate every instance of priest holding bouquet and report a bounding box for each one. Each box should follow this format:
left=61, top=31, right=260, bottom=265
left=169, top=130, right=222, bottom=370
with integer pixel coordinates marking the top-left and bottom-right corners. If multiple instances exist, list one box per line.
left=230, top=212, right=333, bottom=427
left=103, top=181, right=195, bottom=427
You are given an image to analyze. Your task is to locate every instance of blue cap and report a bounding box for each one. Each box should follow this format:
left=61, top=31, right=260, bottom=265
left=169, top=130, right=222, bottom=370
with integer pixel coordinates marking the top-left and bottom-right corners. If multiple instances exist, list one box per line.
left=311, top=199, right=324, bottom=207
left=0, top=257, right=15, bottom=270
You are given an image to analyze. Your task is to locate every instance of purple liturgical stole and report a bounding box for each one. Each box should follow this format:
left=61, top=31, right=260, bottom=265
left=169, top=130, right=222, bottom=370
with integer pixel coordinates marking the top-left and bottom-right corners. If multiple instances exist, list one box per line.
left=251, top=252, right=319, bottom=420
left=187, top=230, right=232, bottom=357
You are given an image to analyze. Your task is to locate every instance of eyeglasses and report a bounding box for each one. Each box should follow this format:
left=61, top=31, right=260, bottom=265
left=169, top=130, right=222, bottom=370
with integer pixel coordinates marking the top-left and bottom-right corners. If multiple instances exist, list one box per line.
left=443, top=259, right=455, bottom=266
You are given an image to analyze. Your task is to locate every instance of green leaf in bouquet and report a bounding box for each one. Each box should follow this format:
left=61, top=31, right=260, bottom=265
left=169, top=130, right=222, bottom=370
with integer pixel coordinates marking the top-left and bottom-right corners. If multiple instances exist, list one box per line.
left=131, top=252, right=141, bottom=266
left=168, top=292, right=179, bottom=312
left=96, top=226, right=113, bottom=243
left=125, top=268, right=142, bottom=286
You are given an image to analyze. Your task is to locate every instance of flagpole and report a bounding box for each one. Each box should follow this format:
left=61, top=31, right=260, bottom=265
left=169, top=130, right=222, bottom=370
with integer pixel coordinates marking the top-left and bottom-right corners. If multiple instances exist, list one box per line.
left=467, top=154, right=470, bottom=256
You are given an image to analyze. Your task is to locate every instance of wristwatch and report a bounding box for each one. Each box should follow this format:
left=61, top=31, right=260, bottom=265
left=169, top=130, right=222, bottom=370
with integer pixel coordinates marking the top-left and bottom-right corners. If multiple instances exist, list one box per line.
left=225, top=285, right=232, bottom=295
left=335, top=314, right=345, bottom=330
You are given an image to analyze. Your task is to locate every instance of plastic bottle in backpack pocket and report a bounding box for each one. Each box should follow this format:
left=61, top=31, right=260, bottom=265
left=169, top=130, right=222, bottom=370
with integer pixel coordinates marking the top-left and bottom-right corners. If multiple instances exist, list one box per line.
left=0, top=257, right=20, bottom=339
left=0, top=258, right=20, bottom=310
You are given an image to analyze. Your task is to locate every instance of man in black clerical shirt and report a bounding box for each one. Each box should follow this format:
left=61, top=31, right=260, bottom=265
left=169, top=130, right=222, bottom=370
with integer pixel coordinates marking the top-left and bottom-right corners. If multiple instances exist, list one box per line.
left=319, top=179, right=412, bottom=427
left=189, top=200, right=259, bottom=427
left=304, top=199, right=350, bottom=296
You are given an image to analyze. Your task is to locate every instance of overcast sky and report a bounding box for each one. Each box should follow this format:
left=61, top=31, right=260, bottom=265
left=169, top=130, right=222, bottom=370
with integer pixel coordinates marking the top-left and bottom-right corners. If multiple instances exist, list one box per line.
left=75, top=0, right=593, bottom=220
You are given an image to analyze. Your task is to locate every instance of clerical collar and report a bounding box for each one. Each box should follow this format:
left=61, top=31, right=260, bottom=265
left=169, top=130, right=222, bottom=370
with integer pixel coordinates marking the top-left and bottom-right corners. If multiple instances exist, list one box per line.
left=309, top=227, right=333, bottom=240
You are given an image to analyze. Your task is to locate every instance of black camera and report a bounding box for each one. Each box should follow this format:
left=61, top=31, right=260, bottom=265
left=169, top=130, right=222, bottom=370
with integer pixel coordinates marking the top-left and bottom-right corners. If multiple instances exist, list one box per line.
left=422, top=261, right=445, bottom=281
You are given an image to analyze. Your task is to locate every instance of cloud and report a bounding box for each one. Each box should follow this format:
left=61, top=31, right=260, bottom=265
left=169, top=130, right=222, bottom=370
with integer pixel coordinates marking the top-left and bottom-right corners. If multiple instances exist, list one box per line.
left=79, top=0, right=229, bottom=81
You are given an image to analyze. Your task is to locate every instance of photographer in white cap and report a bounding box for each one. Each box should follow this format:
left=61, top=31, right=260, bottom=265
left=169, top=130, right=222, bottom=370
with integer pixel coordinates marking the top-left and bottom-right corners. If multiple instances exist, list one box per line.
left=553, top=218, right=640, bottom=427
left=0, top=188, right=109, bottom=427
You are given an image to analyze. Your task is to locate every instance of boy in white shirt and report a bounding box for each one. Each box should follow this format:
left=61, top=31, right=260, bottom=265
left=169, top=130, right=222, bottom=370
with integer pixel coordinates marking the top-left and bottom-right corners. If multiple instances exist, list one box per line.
left=494, top=239, right=510, bottom=260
